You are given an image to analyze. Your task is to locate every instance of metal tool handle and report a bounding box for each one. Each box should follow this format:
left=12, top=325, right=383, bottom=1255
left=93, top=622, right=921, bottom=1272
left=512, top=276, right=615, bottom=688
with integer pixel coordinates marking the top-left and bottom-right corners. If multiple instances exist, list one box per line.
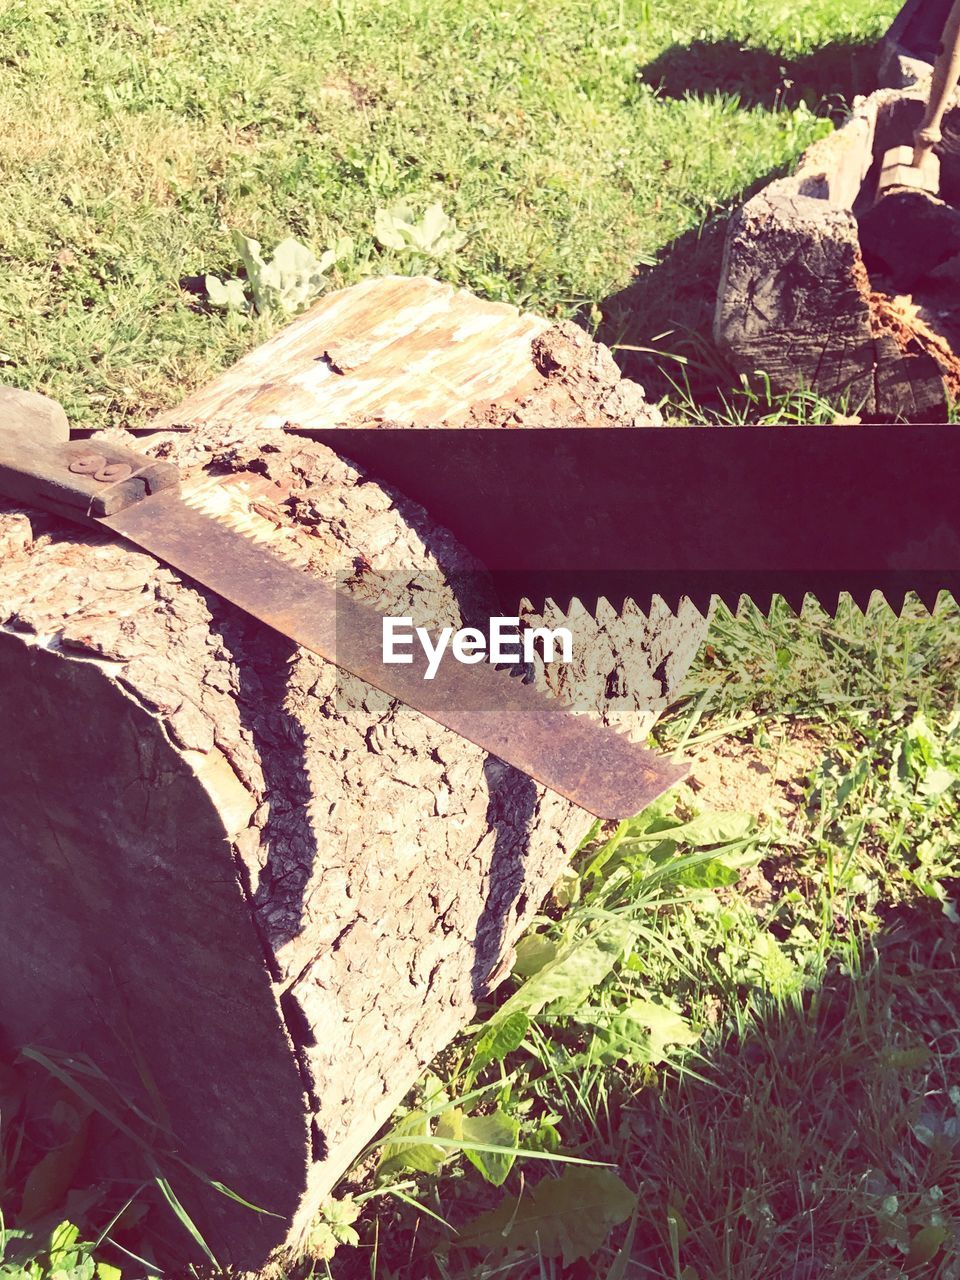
left=914, top=0, right=960, bottom=165
left=0, top=387, right=177, bottom=522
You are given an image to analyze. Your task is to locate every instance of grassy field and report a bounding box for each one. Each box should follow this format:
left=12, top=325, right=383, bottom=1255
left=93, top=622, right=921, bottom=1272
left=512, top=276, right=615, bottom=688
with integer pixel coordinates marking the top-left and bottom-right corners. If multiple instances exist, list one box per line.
left=2, top=0, right=892, bottom=426
left=5, top=1, right=960, bottom=1279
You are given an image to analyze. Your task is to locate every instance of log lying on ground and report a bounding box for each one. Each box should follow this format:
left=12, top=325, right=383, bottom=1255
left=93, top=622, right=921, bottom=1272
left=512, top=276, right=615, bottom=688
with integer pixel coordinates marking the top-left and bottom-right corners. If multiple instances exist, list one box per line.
left=1, top=431, right=578, bottom=1267
left=0, top=287, right=700, bottom=1270
left=715, top=83, right=960, bottom=419
left=150, top=276, right=664, bottom=431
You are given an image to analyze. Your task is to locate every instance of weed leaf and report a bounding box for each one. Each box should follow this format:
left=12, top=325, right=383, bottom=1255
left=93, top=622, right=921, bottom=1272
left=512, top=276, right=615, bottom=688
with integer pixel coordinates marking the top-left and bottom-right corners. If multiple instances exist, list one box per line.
left=460, top=1112, right=520, bottom=1187
left=150, top=1169, right=218, bottom=1268
left=906, top=1223, right=947, bottom=1268
left=204, top=274, right=248, bottom=312
left=48, top=1220, right=80, bottom=1268
left=587, top=999, right=698, bottom=1066
left=626, top=811, right=755, bottom=848
left=512, top=934, right=557, bottom=979
left=377, top=1111, right=445, bottom=1178
left=488, top=921, right=634, bottom=1030
left=20, top=1111, right=90, bottom=1223
left=305, top=1194, right=361, bottom=1260
left=459, top=1167, right=636, bottom=1264
left=672, top=856, right=741, bottom=890
left=469, top=1010, right=530, bottom=1080
left=374, top=199, right=465, bottom=257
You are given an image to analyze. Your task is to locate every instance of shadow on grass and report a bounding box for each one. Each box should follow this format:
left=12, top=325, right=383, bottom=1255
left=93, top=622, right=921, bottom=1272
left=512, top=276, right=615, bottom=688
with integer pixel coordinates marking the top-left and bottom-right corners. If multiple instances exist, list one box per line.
left=636, top=36, right=881, bottom=113
left=601, top=36, right=885, bottom=419
left=345, top=897, right=960, bottom=1279
left=617, top=900, right=960, bottom=1279
left=594, top=35, right=883, bottom=420
left=596, top=215, right=736, bottom=415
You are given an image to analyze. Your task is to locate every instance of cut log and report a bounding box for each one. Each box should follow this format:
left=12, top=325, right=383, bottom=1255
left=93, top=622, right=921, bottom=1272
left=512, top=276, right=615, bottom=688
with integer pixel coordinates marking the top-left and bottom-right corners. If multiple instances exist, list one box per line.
left=715, top=84, right=960, bottom=419
left=150, top=275, right=664, bottom=430
left=0, top=285, right=699, bottom=1270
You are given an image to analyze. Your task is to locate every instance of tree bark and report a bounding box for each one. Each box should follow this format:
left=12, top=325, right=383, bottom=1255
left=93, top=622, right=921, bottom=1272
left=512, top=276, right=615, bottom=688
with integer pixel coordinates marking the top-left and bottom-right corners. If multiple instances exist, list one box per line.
left=0, top=421, right=703, bottom=1268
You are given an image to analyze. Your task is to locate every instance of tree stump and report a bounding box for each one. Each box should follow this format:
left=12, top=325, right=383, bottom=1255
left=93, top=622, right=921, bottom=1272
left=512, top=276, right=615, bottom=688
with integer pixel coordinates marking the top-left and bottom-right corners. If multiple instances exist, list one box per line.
left=0, top=284, right=701, bottom=1269
left=715, top=83, right=960, bottom=419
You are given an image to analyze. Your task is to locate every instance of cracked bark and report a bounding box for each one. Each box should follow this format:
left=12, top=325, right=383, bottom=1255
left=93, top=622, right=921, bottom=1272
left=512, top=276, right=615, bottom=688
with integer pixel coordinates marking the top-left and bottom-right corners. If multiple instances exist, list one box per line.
left=0, top=426, right=705, bottom=1269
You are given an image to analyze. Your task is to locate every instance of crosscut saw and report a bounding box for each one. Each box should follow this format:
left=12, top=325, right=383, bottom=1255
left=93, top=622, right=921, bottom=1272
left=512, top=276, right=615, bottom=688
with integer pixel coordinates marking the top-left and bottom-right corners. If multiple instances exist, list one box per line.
left=306, top=426, right=960, bottom=617
left=0, top=389, right=684, bottom=821
left=3, top=393, right=958, bottom=819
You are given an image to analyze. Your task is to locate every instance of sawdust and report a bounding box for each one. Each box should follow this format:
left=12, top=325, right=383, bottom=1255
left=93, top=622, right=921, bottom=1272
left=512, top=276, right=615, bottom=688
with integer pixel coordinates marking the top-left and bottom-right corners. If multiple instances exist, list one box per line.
left=457, top=320, right=664, bottom=427
left=877, top=275, right=960, bottom=363
left=868, top=282, right=960, bottom=405
left=854, top=211, right=960, bottom=404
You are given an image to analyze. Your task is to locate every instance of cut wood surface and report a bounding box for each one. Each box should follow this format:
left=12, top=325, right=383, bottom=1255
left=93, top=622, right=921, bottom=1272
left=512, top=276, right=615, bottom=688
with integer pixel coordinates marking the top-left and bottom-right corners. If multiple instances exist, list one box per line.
left=0, top=286, right=695, bottom=1269
left=151, top=275, right=663, bottom=431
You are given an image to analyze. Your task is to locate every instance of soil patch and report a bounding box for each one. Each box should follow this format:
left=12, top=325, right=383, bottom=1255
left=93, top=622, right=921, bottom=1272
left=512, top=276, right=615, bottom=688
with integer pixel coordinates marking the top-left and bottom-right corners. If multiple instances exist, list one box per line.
left=685, top=721, right=828, bottom=910
left=685, top=721, right=827, bottom=825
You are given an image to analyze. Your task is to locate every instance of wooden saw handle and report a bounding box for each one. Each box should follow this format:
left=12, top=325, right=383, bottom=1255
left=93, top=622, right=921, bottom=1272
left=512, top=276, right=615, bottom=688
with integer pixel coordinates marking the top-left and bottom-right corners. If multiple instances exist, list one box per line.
left=0, top=387, right=177, bottom=522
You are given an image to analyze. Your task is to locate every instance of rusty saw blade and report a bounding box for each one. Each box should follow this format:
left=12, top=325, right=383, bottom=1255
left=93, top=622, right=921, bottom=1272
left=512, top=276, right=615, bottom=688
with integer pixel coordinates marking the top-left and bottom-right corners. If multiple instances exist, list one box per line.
left=0, top=389, right=685, bottom=820
left=305, top=425, right=960, bottom=616
left=94, top=485, right=685, bottom=820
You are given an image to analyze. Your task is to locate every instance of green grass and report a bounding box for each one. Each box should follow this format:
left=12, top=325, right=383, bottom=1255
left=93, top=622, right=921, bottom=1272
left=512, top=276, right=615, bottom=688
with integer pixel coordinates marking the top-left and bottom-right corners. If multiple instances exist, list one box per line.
left=317, top=597, right=960, bottom=1280
left=1, top=0, right=895, bottom=427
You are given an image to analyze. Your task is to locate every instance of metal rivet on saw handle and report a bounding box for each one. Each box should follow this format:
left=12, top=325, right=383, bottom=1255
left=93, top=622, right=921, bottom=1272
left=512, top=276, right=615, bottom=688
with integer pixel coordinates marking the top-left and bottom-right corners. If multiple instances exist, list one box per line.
left=93, top=462, right=133, bottom=483
left=69, top=453, right=107, bottom=475
left=68, top=454, right=134, bottom=484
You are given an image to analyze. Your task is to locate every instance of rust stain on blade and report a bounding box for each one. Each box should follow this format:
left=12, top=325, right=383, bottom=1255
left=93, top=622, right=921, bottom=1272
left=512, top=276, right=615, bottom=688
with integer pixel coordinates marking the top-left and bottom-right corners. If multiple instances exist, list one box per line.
left=98, top=488, right=686, bottom=819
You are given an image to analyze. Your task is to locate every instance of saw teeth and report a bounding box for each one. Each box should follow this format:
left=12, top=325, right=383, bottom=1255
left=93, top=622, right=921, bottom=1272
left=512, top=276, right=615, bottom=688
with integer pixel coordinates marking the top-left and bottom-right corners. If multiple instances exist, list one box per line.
left=914, top=588, right=943, bottom=613
left=181, top=476, right=312, bottom=569
left=620, top=597, right=648, bottom=621
left=516, top=591, right=715, bottom=618
left=842, top=587, right=874, bottom=614
left=772, top=592, right=803, bottom=617
left=517, top=594, right=696, bottom=622
left=593, top=597, right=620, bottom=626
left=878, top=589, right=907, bottom=616
left=511, top=589, right=957, bottom=620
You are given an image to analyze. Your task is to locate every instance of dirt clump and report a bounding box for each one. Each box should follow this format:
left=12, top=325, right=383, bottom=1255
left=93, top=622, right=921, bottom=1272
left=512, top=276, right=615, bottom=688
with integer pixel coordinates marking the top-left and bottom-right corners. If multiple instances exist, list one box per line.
left=868, top=276, right=960, bottom=404
left=684, top=722, right=828, bottom=911
left=460, top=321, right=664, bottom=427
